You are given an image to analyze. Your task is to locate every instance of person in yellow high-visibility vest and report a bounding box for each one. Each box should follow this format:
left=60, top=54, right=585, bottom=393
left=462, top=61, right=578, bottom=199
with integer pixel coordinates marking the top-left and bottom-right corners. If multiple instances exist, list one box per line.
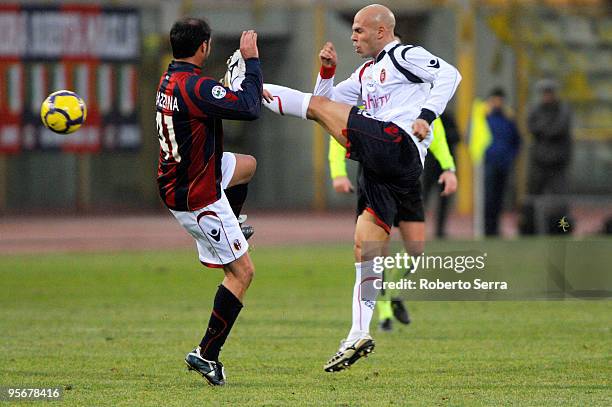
left=329, top=115, right=457, bottom=331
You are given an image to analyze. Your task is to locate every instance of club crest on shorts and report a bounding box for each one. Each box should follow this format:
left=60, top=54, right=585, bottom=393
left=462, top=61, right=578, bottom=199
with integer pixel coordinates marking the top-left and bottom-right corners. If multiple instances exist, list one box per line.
left=380, top=68, right=386, bottom=83
left=211, top=85, right=227, bottom=99
left=233, top=239, right=242, bottom=251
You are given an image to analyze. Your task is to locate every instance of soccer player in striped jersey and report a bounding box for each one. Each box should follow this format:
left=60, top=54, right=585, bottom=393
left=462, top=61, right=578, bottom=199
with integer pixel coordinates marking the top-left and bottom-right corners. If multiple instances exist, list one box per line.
left=156, top=18, right=263, bottom=386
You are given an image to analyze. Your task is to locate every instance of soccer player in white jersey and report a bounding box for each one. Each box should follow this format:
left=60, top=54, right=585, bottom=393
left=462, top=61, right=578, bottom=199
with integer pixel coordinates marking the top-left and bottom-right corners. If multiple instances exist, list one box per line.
left=262, top=4, right=461, bottom=371
left=325, top=33, right=459, bottom=332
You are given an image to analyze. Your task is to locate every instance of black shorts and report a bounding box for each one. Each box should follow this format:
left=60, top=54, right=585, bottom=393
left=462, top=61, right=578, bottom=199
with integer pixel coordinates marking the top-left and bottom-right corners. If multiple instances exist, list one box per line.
left=394, top=181, right=425, bottom=225
left=355, top=168, right=425, bottom=228
left=345, top=107, right=422, bottom=233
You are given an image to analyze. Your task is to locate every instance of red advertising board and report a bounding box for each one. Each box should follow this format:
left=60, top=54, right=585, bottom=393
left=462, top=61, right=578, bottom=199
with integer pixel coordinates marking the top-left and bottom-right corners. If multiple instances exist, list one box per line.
left=0, top=5, right=141, bottom=153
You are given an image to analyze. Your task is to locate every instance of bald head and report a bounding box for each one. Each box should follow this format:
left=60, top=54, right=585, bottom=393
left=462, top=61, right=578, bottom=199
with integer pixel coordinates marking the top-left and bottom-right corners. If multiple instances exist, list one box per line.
left=351, top=4, right=396, bottom=58
left=356, top=4, right=396, bottom=31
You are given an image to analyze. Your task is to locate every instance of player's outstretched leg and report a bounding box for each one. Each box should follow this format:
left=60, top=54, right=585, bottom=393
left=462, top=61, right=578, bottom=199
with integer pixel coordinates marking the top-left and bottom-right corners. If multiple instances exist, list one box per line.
left=185, top=253, right=254, bottom=385
left=233, top=57, right=351, bottom=145
left=324, top=211, right=388, bottom=372
left=263, top=84, right=353, bottom=147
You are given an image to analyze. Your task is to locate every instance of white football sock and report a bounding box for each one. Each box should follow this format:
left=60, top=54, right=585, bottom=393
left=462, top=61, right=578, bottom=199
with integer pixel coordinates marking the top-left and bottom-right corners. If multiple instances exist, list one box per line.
left=347, top=261, right=378, bottom=341
left=263, top=83, right=311, bottom=119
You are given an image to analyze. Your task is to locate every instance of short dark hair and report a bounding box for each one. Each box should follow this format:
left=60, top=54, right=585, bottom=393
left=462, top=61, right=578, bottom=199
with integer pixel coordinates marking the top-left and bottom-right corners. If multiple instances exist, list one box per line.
left=170, top=18, right=211, bottom=59
left=489, top=87, right=506, bottom=98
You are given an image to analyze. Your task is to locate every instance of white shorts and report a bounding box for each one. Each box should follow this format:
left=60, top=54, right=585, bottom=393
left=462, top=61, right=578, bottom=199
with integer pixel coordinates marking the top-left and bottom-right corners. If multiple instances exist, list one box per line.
left=220, top=151, right=236, bottom=189
left=170, top=152, right=247, bottom=268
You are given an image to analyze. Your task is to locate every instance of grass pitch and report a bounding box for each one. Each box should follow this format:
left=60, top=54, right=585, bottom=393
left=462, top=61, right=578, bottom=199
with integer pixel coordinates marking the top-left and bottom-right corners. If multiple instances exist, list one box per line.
left=0, top=244, right=610, bottom=406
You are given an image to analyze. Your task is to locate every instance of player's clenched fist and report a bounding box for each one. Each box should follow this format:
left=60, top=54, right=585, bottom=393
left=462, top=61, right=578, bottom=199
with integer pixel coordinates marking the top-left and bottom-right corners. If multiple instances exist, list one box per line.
left=240, top=30, right=258, bottom=59
left=319, top=42, right=337, bottom=67
left=412, top=119, right=430, bottom=141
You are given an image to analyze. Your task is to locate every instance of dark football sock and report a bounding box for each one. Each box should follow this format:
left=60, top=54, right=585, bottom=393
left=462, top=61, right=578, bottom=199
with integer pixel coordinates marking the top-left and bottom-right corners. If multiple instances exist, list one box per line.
left=224, top=183, right=249, bottom=218
left=199, top=284, right=243, bottom=361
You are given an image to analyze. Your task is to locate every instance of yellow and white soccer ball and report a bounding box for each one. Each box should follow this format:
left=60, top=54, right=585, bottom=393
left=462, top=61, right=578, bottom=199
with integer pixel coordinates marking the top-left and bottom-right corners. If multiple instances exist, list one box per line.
left=40, top=90, right=87, bottom=134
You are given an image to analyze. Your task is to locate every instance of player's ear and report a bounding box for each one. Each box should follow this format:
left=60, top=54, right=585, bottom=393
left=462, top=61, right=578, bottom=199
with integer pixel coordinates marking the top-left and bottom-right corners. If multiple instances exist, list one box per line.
left=203, top=39, right=212, bottom=57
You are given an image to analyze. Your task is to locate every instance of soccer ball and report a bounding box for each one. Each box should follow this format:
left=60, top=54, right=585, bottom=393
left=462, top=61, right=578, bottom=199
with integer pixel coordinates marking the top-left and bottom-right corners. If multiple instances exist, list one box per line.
left=40, top=90, right=87, bottom=134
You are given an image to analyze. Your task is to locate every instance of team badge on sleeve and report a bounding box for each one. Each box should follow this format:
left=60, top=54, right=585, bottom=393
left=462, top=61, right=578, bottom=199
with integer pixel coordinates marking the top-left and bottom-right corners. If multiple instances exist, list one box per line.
left=212, top=85, right=227, bottom=99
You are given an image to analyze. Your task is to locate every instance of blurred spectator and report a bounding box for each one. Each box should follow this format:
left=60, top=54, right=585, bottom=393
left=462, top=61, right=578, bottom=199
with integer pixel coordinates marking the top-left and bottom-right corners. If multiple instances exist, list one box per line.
left=520, top=79, right=573, bottom=235
left=526, top=79, right=572, bottom=195
left=484, top=88, right=521, bottom=236
left=422, top=111, right=460, bottom=238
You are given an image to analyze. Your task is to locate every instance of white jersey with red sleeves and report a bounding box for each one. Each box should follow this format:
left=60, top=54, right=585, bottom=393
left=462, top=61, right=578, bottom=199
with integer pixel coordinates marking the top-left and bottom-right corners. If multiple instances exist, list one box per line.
left=314, top=40, right=461, bottom=165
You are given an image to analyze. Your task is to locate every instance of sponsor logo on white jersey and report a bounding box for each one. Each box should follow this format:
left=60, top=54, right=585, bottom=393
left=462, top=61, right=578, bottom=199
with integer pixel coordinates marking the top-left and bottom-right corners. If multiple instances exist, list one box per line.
left=364, top=93, right=391, bottom=110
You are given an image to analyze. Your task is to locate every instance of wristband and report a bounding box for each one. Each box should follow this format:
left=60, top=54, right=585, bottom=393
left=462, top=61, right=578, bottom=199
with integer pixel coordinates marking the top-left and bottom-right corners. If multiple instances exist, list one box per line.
left=320, top=65, right=336, bottom=79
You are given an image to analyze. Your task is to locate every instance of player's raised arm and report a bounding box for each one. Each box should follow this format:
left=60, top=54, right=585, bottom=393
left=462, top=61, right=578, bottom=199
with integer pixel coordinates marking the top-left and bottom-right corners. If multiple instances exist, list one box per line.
left=314, top=42, right=337, bottom=98
left=313, top=42, right=361, bottom=105
left=191, top=31, right=263, bottom=121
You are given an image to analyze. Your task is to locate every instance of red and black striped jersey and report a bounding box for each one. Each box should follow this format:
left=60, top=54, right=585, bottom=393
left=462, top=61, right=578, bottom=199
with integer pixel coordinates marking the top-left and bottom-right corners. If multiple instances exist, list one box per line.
left=156, top=59, right=262, bottom=211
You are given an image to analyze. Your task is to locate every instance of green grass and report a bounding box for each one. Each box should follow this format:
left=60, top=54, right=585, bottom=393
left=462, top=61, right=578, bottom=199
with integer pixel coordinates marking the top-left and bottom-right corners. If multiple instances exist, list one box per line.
left=0, top=244, right=610, bottom=406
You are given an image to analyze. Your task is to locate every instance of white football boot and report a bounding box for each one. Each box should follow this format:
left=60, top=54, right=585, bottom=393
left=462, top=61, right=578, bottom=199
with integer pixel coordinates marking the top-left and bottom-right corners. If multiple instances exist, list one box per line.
left=324, top=334, right=375, bottom=372
left=222, top=49, right=246, bottom=91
